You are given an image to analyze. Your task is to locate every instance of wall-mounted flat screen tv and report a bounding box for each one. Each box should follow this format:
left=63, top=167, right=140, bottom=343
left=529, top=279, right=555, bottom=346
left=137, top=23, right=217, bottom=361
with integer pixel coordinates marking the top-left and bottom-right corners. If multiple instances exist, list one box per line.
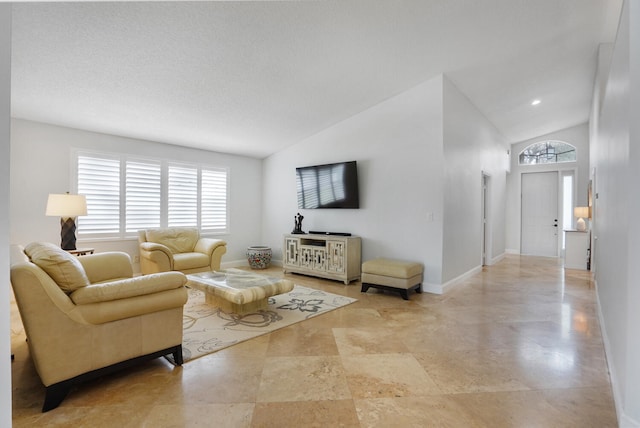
left=296, top=161, right=359, bottom=209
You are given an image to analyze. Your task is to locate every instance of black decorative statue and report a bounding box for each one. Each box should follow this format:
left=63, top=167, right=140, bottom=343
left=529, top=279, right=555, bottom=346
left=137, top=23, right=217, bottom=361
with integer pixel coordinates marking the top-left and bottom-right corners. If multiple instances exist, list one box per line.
left=292, top=212, right=305, bottom=234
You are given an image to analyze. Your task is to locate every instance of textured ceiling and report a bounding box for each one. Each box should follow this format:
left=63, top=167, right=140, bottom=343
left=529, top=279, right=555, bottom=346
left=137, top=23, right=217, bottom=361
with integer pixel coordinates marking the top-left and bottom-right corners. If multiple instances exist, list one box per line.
left=10, top=1, right=622, bottom=158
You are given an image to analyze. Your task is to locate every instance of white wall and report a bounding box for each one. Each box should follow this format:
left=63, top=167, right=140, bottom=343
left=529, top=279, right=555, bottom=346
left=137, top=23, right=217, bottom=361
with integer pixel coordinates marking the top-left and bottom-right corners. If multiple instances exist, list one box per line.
left=10, top=119, right=264, bottom=268
left=441, top=76, right=507, bottom=283
left=591, top=0, right=640, bottom=424
left=1, top=4, right=12, bottom=426
left=589, top=43, right=614, bottom=153
left=262, top=74, right=508, bottom=290
left=505, top=123, right=590, bottom=253
left=262, top=76, right=446, bottom=288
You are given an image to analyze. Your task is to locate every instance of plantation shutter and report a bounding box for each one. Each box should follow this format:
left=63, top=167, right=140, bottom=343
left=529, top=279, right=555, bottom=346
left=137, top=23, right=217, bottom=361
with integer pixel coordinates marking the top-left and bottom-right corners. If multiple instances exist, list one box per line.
left=75, top=151, right=229, bottom=237
left=126, top=160, right=161, bottom=232
left=77, top=154, right=121, bottom=236
left=168, top=165, right=198, bottom=227
left=201, top=168, right=227, bottom=231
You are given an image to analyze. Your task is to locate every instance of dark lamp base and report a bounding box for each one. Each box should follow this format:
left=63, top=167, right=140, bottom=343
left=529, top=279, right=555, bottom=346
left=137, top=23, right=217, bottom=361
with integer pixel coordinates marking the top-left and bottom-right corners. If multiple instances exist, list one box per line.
left=60, top=218, right=77, bottom=251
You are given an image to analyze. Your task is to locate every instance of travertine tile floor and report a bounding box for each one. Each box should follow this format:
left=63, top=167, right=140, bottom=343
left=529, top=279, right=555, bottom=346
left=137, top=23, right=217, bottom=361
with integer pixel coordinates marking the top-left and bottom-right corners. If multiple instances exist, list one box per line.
left=11, top=255, right=618, bottom=427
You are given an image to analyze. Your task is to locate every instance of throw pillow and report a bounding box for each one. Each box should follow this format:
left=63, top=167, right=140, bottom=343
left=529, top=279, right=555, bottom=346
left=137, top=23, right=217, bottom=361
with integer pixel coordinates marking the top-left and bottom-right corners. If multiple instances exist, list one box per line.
left=24, top=242, right=90, bottom=293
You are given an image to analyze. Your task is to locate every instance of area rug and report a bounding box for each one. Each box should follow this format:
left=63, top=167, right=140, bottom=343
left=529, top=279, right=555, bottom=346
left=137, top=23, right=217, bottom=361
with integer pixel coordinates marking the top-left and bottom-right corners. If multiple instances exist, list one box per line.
left=174, top=285, right=357, bottom=363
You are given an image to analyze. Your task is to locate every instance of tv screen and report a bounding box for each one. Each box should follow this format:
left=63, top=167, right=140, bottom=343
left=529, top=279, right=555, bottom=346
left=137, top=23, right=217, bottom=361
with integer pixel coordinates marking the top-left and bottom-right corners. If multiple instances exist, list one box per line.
left=296, top=161, right=359, bottom=209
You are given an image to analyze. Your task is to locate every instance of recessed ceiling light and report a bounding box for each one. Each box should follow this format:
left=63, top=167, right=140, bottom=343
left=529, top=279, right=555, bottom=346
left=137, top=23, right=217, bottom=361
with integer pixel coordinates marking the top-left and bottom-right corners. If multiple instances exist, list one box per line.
left=531, top=99, right=541, bottom=106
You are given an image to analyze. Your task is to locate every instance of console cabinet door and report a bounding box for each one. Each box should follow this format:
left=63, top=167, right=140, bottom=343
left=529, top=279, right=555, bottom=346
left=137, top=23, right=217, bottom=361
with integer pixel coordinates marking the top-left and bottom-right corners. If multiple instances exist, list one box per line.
left=327, top=240, right=345, bottom=274
left=300, top=247, right=314, bottom=269
left=285, top=238, right=299, bottom=266
left=313, top=248, right=327, bottom=271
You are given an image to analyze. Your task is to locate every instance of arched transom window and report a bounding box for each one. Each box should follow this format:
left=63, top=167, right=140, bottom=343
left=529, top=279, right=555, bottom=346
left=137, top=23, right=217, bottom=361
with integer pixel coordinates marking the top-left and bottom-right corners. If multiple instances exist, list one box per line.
left=519, top=140, right=576, bottom=165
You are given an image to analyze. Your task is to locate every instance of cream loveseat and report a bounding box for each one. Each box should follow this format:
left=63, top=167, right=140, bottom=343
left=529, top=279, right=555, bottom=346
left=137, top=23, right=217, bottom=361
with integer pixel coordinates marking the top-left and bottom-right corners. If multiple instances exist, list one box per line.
left=10, top=242, right=188, bottom=412
left=138, top=227, right=227, bottom=275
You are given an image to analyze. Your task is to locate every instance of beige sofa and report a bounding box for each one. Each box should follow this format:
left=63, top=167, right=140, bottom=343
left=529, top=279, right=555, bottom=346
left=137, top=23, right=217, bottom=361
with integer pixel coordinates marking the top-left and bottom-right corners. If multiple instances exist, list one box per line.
left=10, top=242, right=188, bottom=412
left=138, top=227, right=227, bottom=275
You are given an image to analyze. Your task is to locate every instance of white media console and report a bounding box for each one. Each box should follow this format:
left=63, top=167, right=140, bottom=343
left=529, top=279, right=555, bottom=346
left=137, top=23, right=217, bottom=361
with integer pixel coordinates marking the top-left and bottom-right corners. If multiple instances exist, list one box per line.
left=283, top=233, right=361, bottom=284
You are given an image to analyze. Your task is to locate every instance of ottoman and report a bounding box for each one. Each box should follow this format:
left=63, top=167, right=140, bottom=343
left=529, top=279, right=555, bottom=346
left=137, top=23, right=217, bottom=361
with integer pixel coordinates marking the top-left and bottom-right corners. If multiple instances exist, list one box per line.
left=361, top=258, right=423, bottom=300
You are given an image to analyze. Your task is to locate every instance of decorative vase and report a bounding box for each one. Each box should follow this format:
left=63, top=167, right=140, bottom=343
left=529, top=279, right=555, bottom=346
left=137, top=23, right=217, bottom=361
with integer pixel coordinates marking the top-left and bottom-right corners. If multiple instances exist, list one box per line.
left=247, top=246, right=272, bottom=269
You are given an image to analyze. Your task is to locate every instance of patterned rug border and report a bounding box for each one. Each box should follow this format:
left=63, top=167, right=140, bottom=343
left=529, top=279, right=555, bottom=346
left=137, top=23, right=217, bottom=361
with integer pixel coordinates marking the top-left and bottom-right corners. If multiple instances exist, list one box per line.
left=170, top=284, right=357, bottom=363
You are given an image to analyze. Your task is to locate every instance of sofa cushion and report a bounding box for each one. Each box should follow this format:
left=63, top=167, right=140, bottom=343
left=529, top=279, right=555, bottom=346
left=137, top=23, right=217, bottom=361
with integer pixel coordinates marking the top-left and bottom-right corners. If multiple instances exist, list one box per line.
left=70, top=272, right=186, bottom=305
left=24, top=242, right=90, bottom=293
left=173, top=252, right=210, bottom=271
left=361, top=258, right=423, bottom=279
left=145, top=227, right=199, bottom=254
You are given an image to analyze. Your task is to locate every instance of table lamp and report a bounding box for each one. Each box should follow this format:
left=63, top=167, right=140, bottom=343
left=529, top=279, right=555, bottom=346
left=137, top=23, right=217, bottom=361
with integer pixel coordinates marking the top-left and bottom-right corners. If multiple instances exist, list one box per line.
left=46, top=193, right=87, bottom=250
left=574, top=206, right=589, bottom=232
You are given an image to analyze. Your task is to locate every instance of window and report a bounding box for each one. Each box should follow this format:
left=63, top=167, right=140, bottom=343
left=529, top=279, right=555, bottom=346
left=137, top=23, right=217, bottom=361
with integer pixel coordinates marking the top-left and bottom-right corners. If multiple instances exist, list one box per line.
left=75, top=151, right=228, bottom=239
left=519, top=140, right=576, bottom=165
left=562, top=173, right=574, bottom=249
left=168, top=165, right=198, bottom=227
left=126, top=161, right=161, bottom=232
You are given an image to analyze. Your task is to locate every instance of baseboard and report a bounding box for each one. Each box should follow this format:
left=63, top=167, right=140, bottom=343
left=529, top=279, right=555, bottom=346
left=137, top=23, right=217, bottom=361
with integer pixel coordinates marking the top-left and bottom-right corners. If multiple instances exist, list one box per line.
left=421, top=282, right=442, bottom=295
left=505, top=248, right=520, bottom=254
left=595, top=279, right=639, bottom=427
left=223, top=259, right=461, bottom=296
left=221, top=259, right=283, bottom=269
left=441, top=265, right=482, bottom=293
left=220, top=259, right=247, bottom=268
left=489, top=252, right=506, bottom=265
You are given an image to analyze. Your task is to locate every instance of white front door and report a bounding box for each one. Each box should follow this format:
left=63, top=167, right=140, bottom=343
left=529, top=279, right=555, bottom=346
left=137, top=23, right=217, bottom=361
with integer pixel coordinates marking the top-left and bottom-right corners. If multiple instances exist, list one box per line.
left=521, top=171, right=559, bottom=256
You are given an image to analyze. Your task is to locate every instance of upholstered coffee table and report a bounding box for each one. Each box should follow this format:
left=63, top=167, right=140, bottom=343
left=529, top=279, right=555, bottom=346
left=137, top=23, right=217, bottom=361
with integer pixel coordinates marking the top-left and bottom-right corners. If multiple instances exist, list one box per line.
left=186, top=268, right=294, bottom=314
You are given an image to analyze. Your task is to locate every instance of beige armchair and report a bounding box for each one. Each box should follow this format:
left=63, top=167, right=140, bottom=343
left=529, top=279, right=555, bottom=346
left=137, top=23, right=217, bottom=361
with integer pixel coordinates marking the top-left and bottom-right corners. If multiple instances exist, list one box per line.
left=10, top=242, right=188, bottom=412
left=138, top=227, right=227, bottom=275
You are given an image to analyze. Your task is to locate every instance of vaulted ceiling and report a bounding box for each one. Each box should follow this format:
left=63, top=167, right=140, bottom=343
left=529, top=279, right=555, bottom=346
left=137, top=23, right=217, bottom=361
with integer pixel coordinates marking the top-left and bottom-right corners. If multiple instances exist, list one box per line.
left=10, top=1, right=622, bottom=158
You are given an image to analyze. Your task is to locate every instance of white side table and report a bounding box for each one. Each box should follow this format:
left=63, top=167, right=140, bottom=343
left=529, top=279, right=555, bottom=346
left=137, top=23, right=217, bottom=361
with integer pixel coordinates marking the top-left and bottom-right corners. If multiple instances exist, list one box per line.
left=564, top=230, right=589, bottom=270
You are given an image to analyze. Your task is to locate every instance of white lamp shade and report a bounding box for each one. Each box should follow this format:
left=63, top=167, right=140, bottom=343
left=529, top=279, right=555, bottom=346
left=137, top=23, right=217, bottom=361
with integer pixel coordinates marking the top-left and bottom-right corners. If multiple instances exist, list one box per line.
left=573, top=206, right=589, bottom=219
left=574, top=206, right=589, bottom=231
left=46, top=194, right=88, bottom=218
